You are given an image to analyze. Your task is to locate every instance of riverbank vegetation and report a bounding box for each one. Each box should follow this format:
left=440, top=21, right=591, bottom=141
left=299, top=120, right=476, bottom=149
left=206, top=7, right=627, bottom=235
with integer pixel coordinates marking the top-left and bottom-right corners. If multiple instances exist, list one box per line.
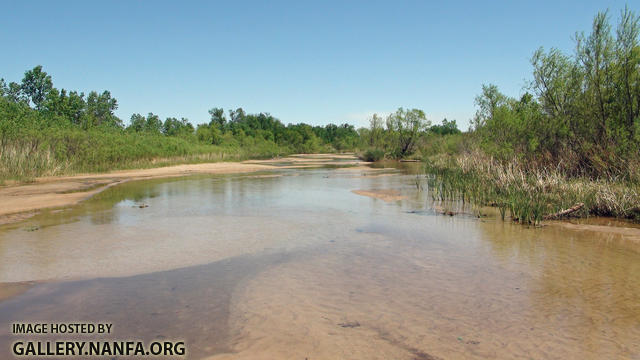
left=421, top=7, right=640, bottom=223
left=1, top=8, right=638, bottom=222
left=354, top=8, right=640, bottom=223
left=0, top=67, right=359, bottom=181
left=425, top=152, right=639, bottom=224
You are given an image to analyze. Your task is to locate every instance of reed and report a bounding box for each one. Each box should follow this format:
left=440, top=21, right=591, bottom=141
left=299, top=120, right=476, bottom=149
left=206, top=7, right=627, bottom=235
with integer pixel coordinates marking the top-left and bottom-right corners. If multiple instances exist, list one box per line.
left=424, top=151, right=640, bottom=224
left=0, top=129, right=288, bottom=182
left=0, top=139, right=69, bottom=181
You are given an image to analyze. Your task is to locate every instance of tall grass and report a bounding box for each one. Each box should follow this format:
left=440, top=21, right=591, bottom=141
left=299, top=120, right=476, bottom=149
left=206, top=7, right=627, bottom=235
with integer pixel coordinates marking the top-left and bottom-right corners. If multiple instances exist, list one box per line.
left=425, top=151, right=640, bottom=224
left=0, top=127, right=289, bottom=182
left=0, top=139, right=68, bottom=181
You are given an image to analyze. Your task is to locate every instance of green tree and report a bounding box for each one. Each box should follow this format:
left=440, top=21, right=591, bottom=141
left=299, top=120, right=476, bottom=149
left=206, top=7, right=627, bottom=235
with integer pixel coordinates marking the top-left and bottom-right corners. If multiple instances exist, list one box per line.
left=21, top=65, right=53, bottom=110
left=368, top=113, right=385, bottom=147
left=208, top=107, right=226, bottom=129
left=473, top=84, right=506, bottom=129
left=144, top=112, right=162, bottom=133
left=163, top=117, right=194, bottom=136
left=576, top=11, right=615, bottom=140
left=86, top=90, right=120, bottom=128
left=229, top=108, right=245, bottom=123
left=196, top=123, right=221, bottom=144
left=430, top=118, right=461, bottom=135
left=386, top=108, right=430, bottom=157
left=614, top=5, right=640, bottom=138
left=6, top=82, right=27, bottom=104
left=44, top=89, right=86, bottom=125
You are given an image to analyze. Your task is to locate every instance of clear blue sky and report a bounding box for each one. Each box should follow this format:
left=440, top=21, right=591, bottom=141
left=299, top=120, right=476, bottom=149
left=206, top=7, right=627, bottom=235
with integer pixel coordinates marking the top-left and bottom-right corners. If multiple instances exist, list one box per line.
left=1, top=1, right=637, bottom=130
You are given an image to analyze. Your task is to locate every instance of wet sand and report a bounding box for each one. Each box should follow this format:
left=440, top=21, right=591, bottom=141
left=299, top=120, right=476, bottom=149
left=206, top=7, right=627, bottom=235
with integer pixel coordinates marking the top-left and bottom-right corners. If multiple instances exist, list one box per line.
left=548, top=220, right=640, bottom=243
left=0, top=163, right=272, bottom=224
left=1, top=158, right=639, bottom=359
left=352, top=189, right=407, bottom=202
left=0, top=154, right=360, bottom=225
left=0, top=281, right=33, bottom=302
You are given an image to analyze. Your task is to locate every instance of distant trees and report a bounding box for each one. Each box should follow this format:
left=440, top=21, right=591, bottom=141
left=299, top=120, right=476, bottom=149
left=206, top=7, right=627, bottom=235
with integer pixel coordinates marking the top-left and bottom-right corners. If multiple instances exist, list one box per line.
left=128, top=113, right=147, bottom=132
left=1, top=65, right=467, bottom=161
left=0, top=65, right=369, bottom=155
left=1, top=66, right=123, bottom=129
left=44, top=89, right=86, bottom=125
left=361, top=108, right=455, bottom=159
left=2, top=7, right=635, bottom=180
left=86, top=91, right=120, bottom=128
left=128, top=113, right=177, bottom=135
left=163, top=117, right=194, bottom=137
left=368, top=114, right=385, bottom=147
left=143, top=113, right=162, bottom=133
left=1, top=80, right=26, bottom=104
left=196, top=122, right=222, bottom=145
left=430, top=119, right=461, bottom=135
left=21, top=65, right=53, bottom=110
left=208, top=107, right=226, bottom=128
left=386, top=108, right=430, bottom=157
left=312, top=123, right=359, bottom=151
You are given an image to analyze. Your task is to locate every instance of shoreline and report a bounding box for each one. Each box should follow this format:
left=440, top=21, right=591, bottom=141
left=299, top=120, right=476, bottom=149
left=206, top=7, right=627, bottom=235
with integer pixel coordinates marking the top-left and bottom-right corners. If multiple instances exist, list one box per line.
left=3, top=154, right=638, bottom=240
left=0, top=161, right=279, bottom=225
left=0, top=154, right=365, bottom=225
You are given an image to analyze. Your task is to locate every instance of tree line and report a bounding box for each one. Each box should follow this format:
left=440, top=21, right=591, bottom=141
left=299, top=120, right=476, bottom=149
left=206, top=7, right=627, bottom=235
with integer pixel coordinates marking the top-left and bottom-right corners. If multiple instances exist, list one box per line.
left=0, top=66, right=364, bottom=158
left=5, top=7, right=632, bottom=182
left=0, top=65, right=461, bottom=172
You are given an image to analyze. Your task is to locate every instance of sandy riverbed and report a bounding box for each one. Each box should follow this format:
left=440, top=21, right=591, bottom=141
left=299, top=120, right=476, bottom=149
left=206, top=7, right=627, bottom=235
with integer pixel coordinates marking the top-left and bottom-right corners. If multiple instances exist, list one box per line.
left=351, top=189, right=407, bottom=202
left=0, top=163, right=275, bottom=224
left=0, top=154, right=364, bottom=225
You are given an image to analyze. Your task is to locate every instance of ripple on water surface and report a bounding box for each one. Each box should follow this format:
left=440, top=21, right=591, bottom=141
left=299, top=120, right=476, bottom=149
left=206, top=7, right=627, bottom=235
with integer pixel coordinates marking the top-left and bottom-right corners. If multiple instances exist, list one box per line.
left=0, top=167, right=639, bottom=359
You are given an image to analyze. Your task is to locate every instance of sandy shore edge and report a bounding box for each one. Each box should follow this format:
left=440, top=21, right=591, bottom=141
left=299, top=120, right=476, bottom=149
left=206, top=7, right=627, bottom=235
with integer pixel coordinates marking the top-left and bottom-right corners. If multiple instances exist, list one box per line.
left=0, top=154, right=365, bottom=225
left=0, top=161, right=279, bottom=224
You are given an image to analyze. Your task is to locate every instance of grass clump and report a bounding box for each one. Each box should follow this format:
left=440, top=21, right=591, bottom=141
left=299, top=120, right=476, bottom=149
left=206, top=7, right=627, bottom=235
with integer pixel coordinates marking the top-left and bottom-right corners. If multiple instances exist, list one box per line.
left=425, top=152, right=640, bottom=224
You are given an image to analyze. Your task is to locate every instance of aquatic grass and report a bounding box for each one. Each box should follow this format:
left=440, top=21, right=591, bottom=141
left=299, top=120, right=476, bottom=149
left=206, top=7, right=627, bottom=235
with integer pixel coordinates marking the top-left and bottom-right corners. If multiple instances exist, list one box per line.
left=424, top=151, right=640, bottom=224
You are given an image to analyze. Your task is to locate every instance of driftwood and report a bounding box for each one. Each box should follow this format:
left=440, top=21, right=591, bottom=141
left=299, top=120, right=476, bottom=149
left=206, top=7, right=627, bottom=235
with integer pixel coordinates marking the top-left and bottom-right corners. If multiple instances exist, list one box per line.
left=543, top=203, right=584, bottom=220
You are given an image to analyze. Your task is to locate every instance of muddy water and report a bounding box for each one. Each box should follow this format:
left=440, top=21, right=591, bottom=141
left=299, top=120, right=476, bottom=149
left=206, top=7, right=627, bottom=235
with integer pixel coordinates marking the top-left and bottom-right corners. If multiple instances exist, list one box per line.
left=0, top=165, right=639, bottom=359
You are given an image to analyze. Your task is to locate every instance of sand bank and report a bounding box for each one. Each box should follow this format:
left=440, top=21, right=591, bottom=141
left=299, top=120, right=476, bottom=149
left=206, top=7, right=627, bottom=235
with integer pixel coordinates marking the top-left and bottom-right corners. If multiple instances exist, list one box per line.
left=351, top=189, right=407, bottom=202
left=0, top=154, right=363, bottom=225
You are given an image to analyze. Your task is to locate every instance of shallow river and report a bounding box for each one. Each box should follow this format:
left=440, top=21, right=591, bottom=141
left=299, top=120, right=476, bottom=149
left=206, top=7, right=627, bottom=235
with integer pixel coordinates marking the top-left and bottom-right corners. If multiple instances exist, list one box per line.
left=0, top=163, right=639, bottom=359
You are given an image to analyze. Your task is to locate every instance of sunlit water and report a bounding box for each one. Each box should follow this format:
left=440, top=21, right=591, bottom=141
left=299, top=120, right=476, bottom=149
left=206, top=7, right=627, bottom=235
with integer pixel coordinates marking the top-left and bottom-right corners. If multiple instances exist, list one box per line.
left=0, top=165, right=639, bottom=359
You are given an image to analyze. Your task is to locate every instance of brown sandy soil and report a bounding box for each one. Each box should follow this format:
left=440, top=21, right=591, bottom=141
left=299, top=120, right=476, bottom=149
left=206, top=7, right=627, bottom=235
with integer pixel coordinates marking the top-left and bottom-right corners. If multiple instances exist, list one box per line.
left=247, top=153, right=365, bottom=168
left=333, top=166, right=385, bottom=172
left=352, top=172, right=399, bottom=178
left=323, top=166, right=394, bottom=179
left=547, top=221, right=640, bottom=242
left=0, top=281, right=33, bottom=302
left=269, top=161, right=364, bottom=168
left=290, top=153, right=359, bottom=159
left=244, top=174, right=284, bottom=179
left=248, top=153, right=360, bottom=163
left=0, top=154, right=362, bottom=225
left=351, top=189, right=407, bottom=202
left=0, top=163, right=274, bottom=224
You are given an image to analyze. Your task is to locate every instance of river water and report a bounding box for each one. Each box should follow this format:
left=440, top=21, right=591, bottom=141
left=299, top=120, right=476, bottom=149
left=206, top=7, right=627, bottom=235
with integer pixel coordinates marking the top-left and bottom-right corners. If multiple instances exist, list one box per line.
left=0, top=161, right=638, bottom=359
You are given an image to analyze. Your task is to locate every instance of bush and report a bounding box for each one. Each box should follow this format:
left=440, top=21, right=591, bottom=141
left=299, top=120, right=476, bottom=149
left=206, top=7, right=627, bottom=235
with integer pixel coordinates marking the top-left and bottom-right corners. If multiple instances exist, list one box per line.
left=361, top=148, right=385, bottom=162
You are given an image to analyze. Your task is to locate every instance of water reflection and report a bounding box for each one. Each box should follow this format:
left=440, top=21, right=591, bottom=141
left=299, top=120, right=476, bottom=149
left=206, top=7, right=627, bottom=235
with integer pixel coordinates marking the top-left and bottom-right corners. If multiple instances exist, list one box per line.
left=0, top=165, right=638, bottom=359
